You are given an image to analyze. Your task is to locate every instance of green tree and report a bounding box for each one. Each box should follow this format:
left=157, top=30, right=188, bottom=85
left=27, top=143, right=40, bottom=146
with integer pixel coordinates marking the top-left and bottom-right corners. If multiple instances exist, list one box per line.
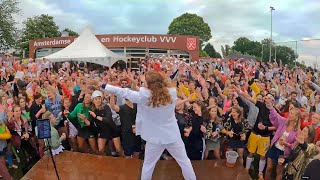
left=221, top=45, right=233, bottom=57
left=204, top=43, right=222, bottom=58
left=215, top=52, right=222, bottom=58
left=232, top=37, right=261, bottom=57
left=203, top=43, right=215, bottom=57
left=168, top=13, right=212, bottom=46
left=199, top=49, right=209, bottom=57
left=261, top=38, right=297, bottom=64
left=228, top=37, right=297, bottom=65
left=0, top=0, right=20, bottom=51
left=19, top=14, right=61, bottom=54
left=273, top=45, right=297, bottom=65
left=62, top=28, right=79, bottom=36
left=221, top=45, right=226, bottom=58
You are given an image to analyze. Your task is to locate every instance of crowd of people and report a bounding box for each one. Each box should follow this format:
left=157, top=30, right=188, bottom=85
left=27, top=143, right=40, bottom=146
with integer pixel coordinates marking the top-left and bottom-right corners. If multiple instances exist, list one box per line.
left=0, top=54, right=320, bottom=180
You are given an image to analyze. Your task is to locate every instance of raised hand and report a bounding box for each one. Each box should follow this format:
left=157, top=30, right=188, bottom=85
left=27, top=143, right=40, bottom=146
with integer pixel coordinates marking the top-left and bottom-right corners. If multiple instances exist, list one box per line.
left=258, top=122, right=266, bottom=130
left=295, top=130, right=305, bottom=144
left=240, top=133, right=246, bottom=141
left=200, top=125, right=207, bottom=133
left=89, top=111, right=96, bottom=118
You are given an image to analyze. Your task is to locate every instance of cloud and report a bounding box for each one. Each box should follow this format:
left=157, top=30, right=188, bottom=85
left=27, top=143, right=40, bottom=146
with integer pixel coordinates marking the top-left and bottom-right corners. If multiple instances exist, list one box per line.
left=14, top=0, right=88, bottom=32
left=16, top=0, right=319, bottom=66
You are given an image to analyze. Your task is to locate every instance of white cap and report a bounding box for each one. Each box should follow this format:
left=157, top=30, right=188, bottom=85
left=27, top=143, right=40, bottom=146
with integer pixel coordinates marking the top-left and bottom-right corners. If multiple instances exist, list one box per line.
left=91, top=90, right=103, bottom=100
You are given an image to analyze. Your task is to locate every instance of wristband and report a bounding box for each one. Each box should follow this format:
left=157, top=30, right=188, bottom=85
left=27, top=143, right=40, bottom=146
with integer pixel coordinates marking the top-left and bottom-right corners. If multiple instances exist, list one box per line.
left=265, top=126, right=268, bottom=131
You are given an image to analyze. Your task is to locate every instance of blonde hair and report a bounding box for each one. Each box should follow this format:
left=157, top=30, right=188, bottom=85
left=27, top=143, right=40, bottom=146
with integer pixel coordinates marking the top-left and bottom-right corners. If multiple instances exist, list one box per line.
left=287, top=108, right=301, bottom=131
left=232, top=105, right=244, bottom=121
left=145, top=70, right=172, bottom=107
left=208, top=106, right=222, bottom=124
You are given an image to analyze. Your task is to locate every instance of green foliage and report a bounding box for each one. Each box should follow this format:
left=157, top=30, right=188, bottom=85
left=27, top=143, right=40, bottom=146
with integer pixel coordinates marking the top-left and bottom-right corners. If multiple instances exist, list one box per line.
left=204, top=43, right=222, bottom=58
left=273, top=44, right=297, bottom=65
left=62, top=28, right=79, bottom=36
left=229, top=37, right=297, bottom=65
left=19, top=14, right=61, bottom=54
left=168, top=13, right=212, bottom=46
left=296, top=61, right=307, bottom=69
left=199, top=49, right=209, bottom=57
left=215, top=52, right=222, bottom=58
left=221, top=45, right=230, bottom=57
left=221, top=45, right=241, bottom=57
left=0, top=0, right=20, bottom=52
left=232, top=37, right=261, bottom=57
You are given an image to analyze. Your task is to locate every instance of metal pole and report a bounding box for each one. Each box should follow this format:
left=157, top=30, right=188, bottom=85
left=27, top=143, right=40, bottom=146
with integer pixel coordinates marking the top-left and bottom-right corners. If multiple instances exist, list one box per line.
left=269, top=7, right=275, bottom=62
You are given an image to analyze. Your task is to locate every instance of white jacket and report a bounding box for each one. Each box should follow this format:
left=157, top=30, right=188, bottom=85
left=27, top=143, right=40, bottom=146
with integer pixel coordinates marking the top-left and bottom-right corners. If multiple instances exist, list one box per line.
left=104, top=85, right=181, bottom=145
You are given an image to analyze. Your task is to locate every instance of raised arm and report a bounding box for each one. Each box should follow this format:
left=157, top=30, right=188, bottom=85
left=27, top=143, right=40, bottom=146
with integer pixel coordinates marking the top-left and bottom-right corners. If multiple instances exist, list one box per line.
left=296, top=83, right=303, bottom=103
left=270, top=79, right=279, bottom=97
left=310, top=90, right=316, bottom=107
left=110, top=94, right=120, bottom=112
left=268, top=107, right=286, bottom=128
left=104, top=84, right=144, bottom=104
left=311, top=82, right=320, bottom=92
left=215, top=82, right=226, bottom=100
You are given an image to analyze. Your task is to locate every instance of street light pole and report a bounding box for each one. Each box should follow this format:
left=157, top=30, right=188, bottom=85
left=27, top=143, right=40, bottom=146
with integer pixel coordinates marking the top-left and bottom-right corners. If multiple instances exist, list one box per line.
left=269, top=6, right=275, bottom=62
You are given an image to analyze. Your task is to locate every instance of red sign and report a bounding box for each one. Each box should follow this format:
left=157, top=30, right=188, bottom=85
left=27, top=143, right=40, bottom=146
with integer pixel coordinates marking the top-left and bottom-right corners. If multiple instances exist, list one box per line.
left=29, top=34, right=200, bottom=60
left=187, top=38, right=196, bottom=51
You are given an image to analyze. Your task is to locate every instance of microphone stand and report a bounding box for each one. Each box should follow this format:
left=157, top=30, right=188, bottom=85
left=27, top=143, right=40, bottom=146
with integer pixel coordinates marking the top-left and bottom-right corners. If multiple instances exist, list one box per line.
left=44, top=139, right=60, bottom=180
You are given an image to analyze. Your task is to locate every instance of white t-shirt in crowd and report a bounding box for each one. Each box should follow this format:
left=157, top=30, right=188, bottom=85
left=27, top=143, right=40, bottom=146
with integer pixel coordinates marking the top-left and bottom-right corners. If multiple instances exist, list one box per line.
left=275, top=131, right=289, bottom=151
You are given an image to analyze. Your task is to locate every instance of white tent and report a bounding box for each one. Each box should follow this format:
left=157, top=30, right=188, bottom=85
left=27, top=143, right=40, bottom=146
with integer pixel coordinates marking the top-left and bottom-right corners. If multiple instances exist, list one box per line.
left=43, top=27, right=127, bottom=67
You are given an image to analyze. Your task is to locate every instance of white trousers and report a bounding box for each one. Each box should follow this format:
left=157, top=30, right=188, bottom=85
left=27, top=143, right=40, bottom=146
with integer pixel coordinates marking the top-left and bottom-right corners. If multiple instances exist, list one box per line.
left=141, top=140, right=196, bottom=180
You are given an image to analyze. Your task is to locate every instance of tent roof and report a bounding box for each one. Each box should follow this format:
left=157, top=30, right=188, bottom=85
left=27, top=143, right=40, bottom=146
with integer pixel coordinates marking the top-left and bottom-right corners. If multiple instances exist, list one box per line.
left=43, top=27, right=126, bottom=67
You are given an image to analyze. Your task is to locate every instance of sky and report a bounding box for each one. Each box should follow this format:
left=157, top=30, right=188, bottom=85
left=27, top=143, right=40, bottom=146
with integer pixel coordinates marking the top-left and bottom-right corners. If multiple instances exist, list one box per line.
left=15, top=0, right=320, bottom=66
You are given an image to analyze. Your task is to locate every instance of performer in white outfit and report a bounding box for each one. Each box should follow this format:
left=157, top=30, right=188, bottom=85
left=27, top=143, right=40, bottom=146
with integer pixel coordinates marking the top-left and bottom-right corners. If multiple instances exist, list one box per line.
left=104, top=70, right=196, bottom=180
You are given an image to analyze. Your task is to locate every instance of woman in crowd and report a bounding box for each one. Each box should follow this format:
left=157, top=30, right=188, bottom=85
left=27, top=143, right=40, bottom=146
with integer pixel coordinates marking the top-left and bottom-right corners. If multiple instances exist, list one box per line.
left=204, top=106, right=225, bottom=159
left=80, top=90, right=124, bottom=156
left=265, top=103, right=301, bottom=180
left=61, top=98, right=78, bottom=152
left=29, top=93, right=46, bottom=157
left=19, top=98, right=30, bottom=123
left=185, top=100, right=209, bottom=160
left=6, top=106, right=38, bottom=164
left=175, top=97, right=193, bottom=144
left=66, top=92, right=97, bottom=153
left=223, top=105, right=250, bottom=165
left=110, top=94, right=141, bottom=158
left=103, top=70, right=196, bottom=180
left=207, top=96, right=223, bottom=116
